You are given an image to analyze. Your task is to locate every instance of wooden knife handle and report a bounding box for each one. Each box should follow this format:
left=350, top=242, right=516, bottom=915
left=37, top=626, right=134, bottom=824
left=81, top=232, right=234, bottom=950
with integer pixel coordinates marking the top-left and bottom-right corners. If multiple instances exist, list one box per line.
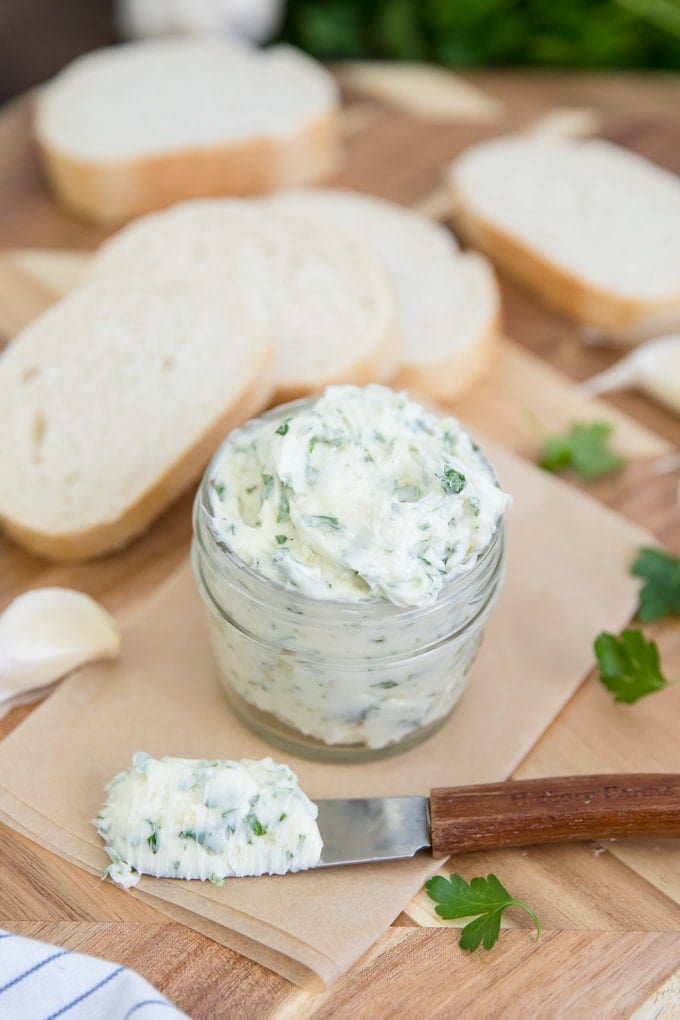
left=429, top=774, right=680, bottom=856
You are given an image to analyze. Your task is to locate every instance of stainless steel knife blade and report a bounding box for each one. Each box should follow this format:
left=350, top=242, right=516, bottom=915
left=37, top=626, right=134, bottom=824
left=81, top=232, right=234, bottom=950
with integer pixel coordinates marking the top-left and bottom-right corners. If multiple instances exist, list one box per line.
left=316, top=796, right=431, bottom=867
left=313, top=773, right=680, bottom=867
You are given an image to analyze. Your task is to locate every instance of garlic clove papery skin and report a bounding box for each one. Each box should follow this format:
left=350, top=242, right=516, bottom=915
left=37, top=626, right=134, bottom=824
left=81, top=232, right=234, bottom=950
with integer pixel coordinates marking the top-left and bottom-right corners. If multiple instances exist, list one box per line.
left=0, top=588, right=121, bottom=693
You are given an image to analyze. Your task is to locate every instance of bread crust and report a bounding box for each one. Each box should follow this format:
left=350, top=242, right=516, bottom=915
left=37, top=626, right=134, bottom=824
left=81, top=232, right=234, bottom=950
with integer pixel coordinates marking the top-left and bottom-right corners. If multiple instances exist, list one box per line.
left=272, top=306, right=401, bottom=405
left=0, top=346, right=275, bottom=561
left=450, top=187, right=680, bottom=334
left=36, top=110, right=340, bottom=225
left=392, top=310, right=500, bottom=404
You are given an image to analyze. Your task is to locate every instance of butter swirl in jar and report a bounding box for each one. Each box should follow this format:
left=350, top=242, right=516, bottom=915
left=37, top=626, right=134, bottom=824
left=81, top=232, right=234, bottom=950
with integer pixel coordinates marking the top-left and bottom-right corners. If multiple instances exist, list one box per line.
left=192, top=385, right=509, bottom=761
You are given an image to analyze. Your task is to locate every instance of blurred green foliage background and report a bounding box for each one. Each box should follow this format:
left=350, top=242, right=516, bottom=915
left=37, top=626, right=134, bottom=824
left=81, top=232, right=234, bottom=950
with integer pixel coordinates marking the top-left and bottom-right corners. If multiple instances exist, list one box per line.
left=279, top=0, right=680, bottom=69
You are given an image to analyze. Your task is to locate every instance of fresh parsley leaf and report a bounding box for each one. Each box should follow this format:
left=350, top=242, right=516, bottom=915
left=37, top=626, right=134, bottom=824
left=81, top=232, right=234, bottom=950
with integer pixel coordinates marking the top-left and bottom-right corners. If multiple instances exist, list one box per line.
left=276, top=419, right=291, bottom=436
left=275, top=534, right=288, bottom=545
left=425, top=873, right=541, bottom=952
left=441, top=468, right=466, bottom=494
left=179, top=829, right=224, bottom=853
left=247, top=813, right=267, bottom=837
left=146, top=821, right=160, bottom=854
left=539, top=421, right=625, bottom=480
left=631, top=547, right=680, bottom=622
left=594, top=629, right=676, bottom=703
left=276, top=488, right=291, bottom=523
left=302, top=514, right=341, bottom=530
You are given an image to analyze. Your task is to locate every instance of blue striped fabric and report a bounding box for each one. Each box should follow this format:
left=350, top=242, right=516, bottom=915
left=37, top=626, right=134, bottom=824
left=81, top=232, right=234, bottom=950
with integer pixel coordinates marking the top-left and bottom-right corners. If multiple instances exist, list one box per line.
left=0, top=930, right=189, bottom=1020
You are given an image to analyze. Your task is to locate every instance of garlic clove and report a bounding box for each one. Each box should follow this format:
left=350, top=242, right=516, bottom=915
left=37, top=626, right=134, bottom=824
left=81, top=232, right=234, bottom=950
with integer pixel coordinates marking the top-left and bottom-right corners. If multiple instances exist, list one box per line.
left=579, top=334, right=680, bottom=416
left=635, top=335, right=680, bottom=416
left=0, top=682, right=61, bottom=720
left=0, top=588, right=121, bottom=693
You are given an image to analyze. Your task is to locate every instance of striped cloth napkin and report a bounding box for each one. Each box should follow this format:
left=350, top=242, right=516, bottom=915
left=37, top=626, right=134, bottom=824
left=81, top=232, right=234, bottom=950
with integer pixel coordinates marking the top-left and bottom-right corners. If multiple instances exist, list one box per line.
left=0, top=930, right=188, bottom=1019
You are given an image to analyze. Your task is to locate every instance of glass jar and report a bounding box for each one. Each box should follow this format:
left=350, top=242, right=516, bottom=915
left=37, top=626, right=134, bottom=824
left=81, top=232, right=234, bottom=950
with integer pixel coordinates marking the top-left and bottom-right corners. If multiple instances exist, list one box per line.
left=191, top=403, right=507, bottom=763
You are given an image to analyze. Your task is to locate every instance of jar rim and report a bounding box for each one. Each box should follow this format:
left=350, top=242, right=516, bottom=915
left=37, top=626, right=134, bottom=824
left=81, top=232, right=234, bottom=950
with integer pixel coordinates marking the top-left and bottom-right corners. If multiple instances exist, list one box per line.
left=194, top=496, right=506, bottom=627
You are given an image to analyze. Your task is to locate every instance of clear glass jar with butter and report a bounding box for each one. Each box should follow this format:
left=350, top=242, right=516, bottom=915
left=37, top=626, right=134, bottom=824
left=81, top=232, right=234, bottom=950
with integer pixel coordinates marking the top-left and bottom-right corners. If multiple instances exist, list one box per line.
left=192, top=385, right=509, bottom=762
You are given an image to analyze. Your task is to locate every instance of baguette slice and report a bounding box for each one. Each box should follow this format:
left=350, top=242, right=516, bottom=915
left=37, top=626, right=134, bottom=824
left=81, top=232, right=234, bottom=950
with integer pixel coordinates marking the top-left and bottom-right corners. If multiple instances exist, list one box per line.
left=34, top=37, right=339, bottom=224
left=268, top=188, right=500, bottom=401
left=0, top=277, right=274, bottom=560
left=88, top=199, right=400, bottom=402
left=448, top=136, right=680, bottom=343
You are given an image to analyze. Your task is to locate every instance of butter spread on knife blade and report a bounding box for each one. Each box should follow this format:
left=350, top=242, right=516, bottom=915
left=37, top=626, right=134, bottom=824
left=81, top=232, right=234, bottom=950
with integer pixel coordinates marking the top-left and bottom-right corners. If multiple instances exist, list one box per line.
left=95, top=753, right=323, bottom=887
left=97, top=764, right=680, bottom=884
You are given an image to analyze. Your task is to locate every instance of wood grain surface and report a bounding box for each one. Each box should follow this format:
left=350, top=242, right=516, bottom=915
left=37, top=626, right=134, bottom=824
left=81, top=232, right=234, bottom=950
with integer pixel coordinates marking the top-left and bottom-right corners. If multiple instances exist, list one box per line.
left=0, top=67, right=679, bottom=1018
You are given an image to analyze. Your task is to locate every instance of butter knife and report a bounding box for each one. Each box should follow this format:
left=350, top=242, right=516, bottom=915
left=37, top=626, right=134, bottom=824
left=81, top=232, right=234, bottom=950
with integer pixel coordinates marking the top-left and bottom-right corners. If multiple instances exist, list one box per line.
left=314, top=773, right=680, bottom=866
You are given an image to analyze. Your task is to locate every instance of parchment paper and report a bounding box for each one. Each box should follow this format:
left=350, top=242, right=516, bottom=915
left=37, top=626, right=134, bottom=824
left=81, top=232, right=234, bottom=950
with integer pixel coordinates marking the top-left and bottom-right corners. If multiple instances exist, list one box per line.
left=0, top=444, right=653, bottom=987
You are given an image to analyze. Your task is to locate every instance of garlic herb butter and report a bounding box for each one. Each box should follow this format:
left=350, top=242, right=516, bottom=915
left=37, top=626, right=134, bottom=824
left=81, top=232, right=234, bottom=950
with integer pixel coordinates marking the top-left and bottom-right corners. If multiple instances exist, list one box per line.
left=95, top=753, right=323, bottom=886
left=208, top=384, right=509, bottom=608
left=192, top=385, right=509, bottom=759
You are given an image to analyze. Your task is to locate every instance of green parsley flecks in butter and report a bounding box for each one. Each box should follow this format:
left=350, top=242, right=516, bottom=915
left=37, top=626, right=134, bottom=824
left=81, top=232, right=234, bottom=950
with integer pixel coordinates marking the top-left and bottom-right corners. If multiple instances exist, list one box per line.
left=209, top=384, right=510, bottom=607
left=94, top=753, right=323, bottom=887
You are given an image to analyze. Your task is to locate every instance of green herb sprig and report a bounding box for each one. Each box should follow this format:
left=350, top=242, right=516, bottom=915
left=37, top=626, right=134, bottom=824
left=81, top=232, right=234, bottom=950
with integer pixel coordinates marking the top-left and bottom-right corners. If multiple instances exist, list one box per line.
left=631, top=547, right=680, bottom=622
left=279, top=1, right=680, bottom=71
left=594, top=629, right=678, bottom=704
left=425, top=872, right=541, bottom=952
left=539, top=421, right=625, bottom=480
left=441, top=468, right=466, bottom=494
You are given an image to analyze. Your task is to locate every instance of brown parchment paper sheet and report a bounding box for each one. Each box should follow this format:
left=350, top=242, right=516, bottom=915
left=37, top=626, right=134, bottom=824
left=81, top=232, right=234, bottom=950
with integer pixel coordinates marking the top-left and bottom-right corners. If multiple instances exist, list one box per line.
left=0, top=444, right=654, bottom=987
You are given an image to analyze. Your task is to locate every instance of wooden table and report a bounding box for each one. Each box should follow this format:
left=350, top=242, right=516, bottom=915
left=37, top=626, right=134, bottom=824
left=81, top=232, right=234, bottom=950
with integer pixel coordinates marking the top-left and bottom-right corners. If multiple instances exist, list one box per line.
left=1, top=68, right=679, bottom=1018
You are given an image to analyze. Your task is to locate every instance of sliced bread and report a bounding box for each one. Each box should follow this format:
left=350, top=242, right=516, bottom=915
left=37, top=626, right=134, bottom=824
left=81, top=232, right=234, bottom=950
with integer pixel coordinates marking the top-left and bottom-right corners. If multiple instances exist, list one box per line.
left=447, top=136, right=680, bottom=343
left=0, top=277, right=274, bottom=559
left=268, top=188, right=501, bottom=401
left=34, top=37, right=339, bottom=224
left=87, top=199, right=400, bottom=402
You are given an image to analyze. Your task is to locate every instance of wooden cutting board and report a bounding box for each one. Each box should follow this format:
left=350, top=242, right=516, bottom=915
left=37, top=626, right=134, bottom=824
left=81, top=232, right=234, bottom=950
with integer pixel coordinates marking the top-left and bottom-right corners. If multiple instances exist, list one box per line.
left=0, top=68, right=679, bottom=1018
